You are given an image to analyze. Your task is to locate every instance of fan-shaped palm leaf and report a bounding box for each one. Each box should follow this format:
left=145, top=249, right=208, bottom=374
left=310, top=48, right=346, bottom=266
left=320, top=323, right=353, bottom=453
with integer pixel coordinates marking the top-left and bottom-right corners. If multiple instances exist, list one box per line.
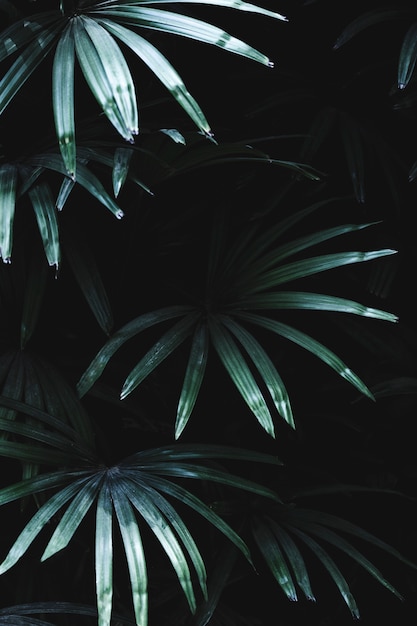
left=78, top=202, right=398, bottom=439
left=249, top=501, right=417, bottom=619
left=0, top=1, right=286, bottom=176
left=0, top=444, right=281, bottom=626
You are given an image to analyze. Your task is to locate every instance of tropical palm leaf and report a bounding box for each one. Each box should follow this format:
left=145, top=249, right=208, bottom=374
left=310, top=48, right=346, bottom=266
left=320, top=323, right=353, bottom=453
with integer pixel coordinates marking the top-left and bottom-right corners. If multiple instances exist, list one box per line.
left=248, top=500, right=417, bottom=619
left=0, top=444, right=281, bottom=626
left=78, top=202, right=398, bottom=439
left=0, top=1, right=287, bottom=176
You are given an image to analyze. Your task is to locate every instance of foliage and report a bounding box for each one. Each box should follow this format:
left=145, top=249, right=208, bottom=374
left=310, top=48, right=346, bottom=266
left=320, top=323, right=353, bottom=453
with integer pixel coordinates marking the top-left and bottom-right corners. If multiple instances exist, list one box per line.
left=1, top=1, right=417, bottom=626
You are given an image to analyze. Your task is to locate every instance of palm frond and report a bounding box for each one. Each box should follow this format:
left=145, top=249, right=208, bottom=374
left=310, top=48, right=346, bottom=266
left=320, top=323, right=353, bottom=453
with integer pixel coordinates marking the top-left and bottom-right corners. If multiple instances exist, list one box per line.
left=0, top=445, right=281, bottom=626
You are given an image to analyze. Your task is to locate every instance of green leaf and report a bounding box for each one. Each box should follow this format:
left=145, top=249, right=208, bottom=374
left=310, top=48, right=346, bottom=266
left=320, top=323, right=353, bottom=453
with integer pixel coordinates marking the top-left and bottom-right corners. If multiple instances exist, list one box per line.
left=98, top=18, right=212, bottom=135
left=265, top=518, right=316, bottom=601
left=398, top=22, right=417, bottom=89
left=290, top=527, right=360, bottom=618
left=208, top=316, right=276, bottom=437
left=244, top=249, right=398, bottom=294
left=41, top=474, right=103, bottom=561
left=112, top=146, right=134, bottom=197
left=295, top=521, right=404, bottom=600
left=219, top=315, right=294, bottom=428
left=0, top=163, right=18, bottom=263
left=135, top=472, right=254, bottom=564
left=0, top=24, right=60, bottom=116
left=252, top=516, right=298, bottom=601
left=28, top=183, right=61, bottom=269
left=73, top=15, right=138, bottom=142
left=52, top=20, right=76, bottom=178
left=235, top=291, right=399, bottom=322
left=291, top=508, right=417, bottom=571
left=27, top=154, right=125, bottom=219
left=95, top=481, right=114, bottom=626
left=120, top=312, right=199, bottom=399
left=77, top=306, right=194, bottom=397
left=122, top=477, right=197, bottom=614
left=95, top=5, right=278, bottom=67
left=175, top=322, right=209, bottom=439
left=237, top=312, right=375, bottom=400
left=0, top=475, right=92, bottom=574
left=110, top=484, right=148, bottom=626
left=117, top=1, right=287, bottom=22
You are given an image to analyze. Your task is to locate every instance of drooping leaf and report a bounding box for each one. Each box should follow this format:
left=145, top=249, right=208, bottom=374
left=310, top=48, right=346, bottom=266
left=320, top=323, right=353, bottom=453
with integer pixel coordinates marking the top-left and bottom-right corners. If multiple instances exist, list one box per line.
left=175, top=322, right=209, bottom=439
left=52, top=20, right=76, bottom=178
left=290, top=527, right=360, bottom=618
left=0, top=163, right=18, bottom=263
left=398, top=22, right=417, bottom=89
left=237, top=312, right=375, bottom=400
left=252, top=516, right=298, bottom=601
left=110, top=482, right=148, bottom=626
left=112, top=146, right=134, bottom=197
left=98, top=18, right=212, bottom=135
left=77, top=306, right=194, bottom=397
left=220, top=315, right=294, bottom=428
left=73, top=15, right=138, bottom=142
left=120, top=312, right=199, bottom=399
left=28, top=183, right=61, bottom=269
left=95, top=481, right=114, bottom=626
left=208, top=317, right=276, bottom=437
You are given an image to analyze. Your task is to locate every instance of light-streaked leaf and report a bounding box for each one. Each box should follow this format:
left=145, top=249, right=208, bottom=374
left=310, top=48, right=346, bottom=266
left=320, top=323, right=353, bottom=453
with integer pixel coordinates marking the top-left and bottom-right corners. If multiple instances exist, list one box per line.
left=137, top=478, right=208, bottom=599
left=120, top=312, right=199, bottom=399
left=265, top=518, right=316, bottom=601
left=122, top=477, right=197, bottom=614
left=77, top=306, right=194, bottom=397
left=113, top=1, right=287, bottom=22
left=252, top=516, right=298, bottom=600
left=110, top=483, right=148, bottom=626
left=220, top=315, right=294, bottom=428
left=98, top=18, right=212, bottom=135
left=208, top=317, right=275, bottom=437
left=290, top=527, right=360, bottom=618
left=235, top=291, right=399, bottom=323
left=175, top=323, right=209, bottom=439
left=295, top=521, right=404, bottom=600
left=28, top=183, right=60, bottom=269
left=95, top=5, right=277, bottom=67
left=0, top=163, right=17, bottom=262
left=52, top=20, right=76, bottom=178
left=95, top=481, right=114, bottom=626
left=236, top=311, right=375, bottom=400
left=133, top=472, right=254, bottom=564
left=0, top=25, right=60, bottom=115
left=244, top=249, right=397, bottom=294
left=112, top=146, right=134, bottom=197
left=41, top=474, right=103, bottom=561
left=27, top=154, right=125, bottom=219
left=74, top=15, right=138, bottom=142
left=398, top=22, right=417, bottom=89
left=0, top=475, right=92, bottom=574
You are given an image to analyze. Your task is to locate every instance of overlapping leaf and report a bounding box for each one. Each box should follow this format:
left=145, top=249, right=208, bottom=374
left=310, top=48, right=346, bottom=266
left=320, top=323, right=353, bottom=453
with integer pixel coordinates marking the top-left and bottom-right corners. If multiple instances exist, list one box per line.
left=0, top=444, right=281, bottom=626
left=249, top=501, right=417, bottom=619
left=78, top=201, right=398, bottom=439
left=0, top=1, right=287, bottom=176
